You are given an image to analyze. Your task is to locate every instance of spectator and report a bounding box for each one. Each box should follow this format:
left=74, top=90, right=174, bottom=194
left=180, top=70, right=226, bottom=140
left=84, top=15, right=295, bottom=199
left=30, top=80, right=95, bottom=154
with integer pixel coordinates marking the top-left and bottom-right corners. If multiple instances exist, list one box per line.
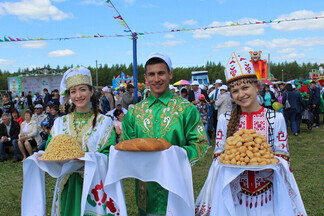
left=277, top=82, right=286, bottom=104
left=180, top=87, right=188, bottom=100
left=18, top=92, right=25, bottom=109
left=26, top=91, right=34, bottom=112
left=99, top=87, right=110, bottom=114
left=32, top=104, right=49, bottom=132
left=0, top=113, right=21, bottom=162
left=2, top=93, right=14, bottom=113
left=18, top=110, right=42, bottom=161
left=143, top=88, right=151, bottom=99
left=188, top=81, right=210, bottom=105
left=43, top=88, right=52, bottom=107
left=113, top=109, right=124, bottom=143
left=309, top=81, right=321, bottom=128
left=107, top=87, right=115, bottom=111
left=209, top=79, right=222, bottom=130
left=50, top=105, right=62, bottom=125
left=261, top=84, right=276, bottom=109
left=106, top=100, right=127, bottom=121
left=282, top=83, right=300, bottom=136
left=37, top=120, right=50, bottom=151
left=215, top=85, right=232, bottom=119
left=33, top=92, right=43, bottom=107
left=195, top=94, right=211, bottom=146
left=174, top=87, right=180, bottom=96
left=51, top=89, right=60, bottom=106
left=121, top=84, right=136, bottom=109
left=13, top=95, right=19, bottom=109
left=11, top=108, right=24, bottom=126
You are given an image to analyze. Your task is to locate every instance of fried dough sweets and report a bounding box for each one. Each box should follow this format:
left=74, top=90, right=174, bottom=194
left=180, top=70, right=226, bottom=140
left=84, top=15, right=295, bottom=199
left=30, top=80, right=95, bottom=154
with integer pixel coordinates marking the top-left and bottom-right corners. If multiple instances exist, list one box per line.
left=41, top=134, right=85, bottom=160
left=219, top=129, right=278, bottom=165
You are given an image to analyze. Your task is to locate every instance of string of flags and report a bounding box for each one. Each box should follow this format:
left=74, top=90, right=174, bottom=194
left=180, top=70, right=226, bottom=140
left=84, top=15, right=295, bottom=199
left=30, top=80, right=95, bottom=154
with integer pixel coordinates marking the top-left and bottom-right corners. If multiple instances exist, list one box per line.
left=1, top=12, right=324, bottom=43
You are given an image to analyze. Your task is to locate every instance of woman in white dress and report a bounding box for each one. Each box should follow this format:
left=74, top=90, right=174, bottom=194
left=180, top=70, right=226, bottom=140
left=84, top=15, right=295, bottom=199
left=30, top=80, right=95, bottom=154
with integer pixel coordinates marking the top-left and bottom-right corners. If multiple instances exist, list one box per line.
left=195, top=53, right=306, bottom=216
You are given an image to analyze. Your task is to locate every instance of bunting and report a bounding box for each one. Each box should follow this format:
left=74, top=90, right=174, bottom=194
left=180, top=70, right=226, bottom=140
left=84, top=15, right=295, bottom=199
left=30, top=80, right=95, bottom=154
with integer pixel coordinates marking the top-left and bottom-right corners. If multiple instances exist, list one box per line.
left=1, top=15, right=324, bottom=43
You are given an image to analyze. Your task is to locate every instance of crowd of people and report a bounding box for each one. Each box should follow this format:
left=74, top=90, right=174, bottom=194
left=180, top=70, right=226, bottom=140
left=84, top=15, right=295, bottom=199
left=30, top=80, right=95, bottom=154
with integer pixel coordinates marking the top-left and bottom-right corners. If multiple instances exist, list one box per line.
left=1, top=67, right=323, bottom=165
left=1, top=52, right=312, bottom=215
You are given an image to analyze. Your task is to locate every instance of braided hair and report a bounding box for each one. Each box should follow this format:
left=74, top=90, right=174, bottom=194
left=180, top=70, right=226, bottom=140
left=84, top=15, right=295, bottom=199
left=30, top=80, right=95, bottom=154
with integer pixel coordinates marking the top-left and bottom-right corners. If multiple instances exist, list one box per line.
left=226, top=76, right=259, bottom=137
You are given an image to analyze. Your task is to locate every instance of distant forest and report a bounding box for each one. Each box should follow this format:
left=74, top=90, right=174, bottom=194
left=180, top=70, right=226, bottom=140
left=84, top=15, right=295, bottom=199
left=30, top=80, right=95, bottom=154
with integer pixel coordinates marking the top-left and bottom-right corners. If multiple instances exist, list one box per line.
left=0, top=61, right=323, bottom=90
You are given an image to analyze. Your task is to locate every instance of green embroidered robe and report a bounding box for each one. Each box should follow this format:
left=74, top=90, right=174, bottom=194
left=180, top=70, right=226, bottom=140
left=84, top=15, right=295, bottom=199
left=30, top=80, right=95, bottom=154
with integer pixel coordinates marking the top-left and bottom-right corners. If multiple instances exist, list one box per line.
left=45, top=111, right=116, bottom=216
left=121, top=90, right=209, bottom=215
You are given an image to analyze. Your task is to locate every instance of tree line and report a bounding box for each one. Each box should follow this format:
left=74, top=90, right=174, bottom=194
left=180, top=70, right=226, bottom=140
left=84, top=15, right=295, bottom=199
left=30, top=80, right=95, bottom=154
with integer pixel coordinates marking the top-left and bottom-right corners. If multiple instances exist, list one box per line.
left=0, top=61, right=323, bottom=90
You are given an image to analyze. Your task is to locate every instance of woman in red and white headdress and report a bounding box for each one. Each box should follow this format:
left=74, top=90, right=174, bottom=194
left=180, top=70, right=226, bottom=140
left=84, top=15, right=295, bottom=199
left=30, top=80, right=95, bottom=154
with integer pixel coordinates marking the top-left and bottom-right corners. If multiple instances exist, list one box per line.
left=195, top=53, right=306, bottom=216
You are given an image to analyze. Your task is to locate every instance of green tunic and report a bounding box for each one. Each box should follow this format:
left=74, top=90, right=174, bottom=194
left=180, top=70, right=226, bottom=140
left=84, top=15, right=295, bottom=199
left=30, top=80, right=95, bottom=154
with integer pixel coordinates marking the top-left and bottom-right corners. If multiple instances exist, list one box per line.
left=46, top=111, right=116, bottom=216
left=121, top=90, right=209, bottom=215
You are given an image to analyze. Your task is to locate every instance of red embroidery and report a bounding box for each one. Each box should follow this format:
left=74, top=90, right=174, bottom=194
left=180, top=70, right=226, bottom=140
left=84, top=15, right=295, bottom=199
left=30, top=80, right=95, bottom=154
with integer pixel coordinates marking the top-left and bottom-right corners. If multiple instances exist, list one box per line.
left=229, top=60, right=236, bottom=64
left=216, top=131, right=222, bottom=140
left=278, top=132, right=287, bottom=141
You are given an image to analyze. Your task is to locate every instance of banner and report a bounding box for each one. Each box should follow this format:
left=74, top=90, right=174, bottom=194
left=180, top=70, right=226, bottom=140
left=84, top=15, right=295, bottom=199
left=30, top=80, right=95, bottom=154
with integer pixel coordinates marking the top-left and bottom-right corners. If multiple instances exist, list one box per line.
left=8, top=77, right=20, bottom=96
left=19, top=75, right=62, bottom=95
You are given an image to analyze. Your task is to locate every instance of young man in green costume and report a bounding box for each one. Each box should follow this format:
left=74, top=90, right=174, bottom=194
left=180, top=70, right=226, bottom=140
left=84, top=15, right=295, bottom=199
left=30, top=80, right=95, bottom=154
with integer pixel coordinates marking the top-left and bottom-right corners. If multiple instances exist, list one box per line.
left=121, top=53, right=209, bottom=215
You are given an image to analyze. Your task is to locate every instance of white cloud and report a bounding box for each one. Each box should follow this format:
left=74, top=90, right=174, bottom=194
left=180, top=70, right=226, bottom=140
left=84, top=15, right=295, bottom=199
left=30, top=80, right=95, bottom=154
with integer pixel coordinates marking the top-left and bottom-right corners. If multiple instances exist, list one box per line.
left=80, top=0, right=105, bottom=5
left=193, top=18, right=265, bottom=38
left=52, top=0, right=67, bottom=2
left=125, top=50, right=132, bottom=56
left=246, top=37, right=324, bottom=49
left=272, top=53, right=306, bottom=61
left=163, top=22, right=179, bottom=29
left=271, top=10, right=324, bottom=32
left=20, top=41, right=47, bottom=49
left=142, top=40, right=186, bottom=48
left=124, top=0, right=135, bottom=3
left=0, top=59, right=15, bottom=65
left=277, top=48, right=297, bottom=54
left=216, top=41, right=240, bottom=49
left=182, top=19, right=198, bottom=26
left=47, top=49, right=75, bottom=57
left=0, top=0, right=72, bottom=21
left=164, top=34, right=175, bottom=39
left=238, top=46, right=253, bottom=53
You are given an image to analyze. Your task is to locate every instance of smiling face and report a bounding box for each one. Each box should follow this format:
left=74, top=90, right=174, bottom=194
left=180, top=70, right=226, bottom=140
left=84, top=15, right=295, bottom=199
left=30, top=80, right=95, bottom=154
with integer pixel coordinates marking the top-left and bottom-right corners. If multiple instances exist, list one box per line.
left=69, top=84, right=93, bottom=113
left=230, top=82, right=261, bottom=112
left=144, top=63, right=173, bottom=98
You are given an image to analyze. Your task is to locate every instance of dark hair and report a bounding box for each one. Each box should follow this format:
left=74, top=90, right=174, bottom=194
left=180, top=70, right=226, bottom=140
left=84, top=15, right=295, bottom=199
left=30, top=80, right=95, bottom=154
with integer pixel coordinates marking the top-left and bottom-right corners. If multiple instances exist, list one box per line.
left=285, top=83, right=293, bottom=91
left=67, top=85, right=98, bottom=128
left=11, top=108, right=20, bottom=117
left=51, top=105, right=60, bottom=115
left=226, top=76, right=259, bottom=137
left=145, top=57, right=170, bottom=73
left=46, top=103, right=54, bottom=109
left=113, top=109, right=123, bottom=118
left=43, top=88, right=48, bottom=92
left=24, top=110, right=33, bottom=118
left=310, top=81, right=316, bottom=84
left=2, top=93, right=9, bottom=98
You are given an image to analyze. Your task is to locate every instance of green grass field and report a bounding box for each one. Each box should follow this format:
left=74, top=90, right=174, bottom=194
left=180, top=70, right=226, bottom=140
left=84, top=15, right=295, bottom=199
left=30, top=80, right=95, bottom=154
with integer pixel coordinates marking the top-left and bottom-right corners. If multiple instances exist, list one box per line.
left=0, top=123, right=323, bottom=215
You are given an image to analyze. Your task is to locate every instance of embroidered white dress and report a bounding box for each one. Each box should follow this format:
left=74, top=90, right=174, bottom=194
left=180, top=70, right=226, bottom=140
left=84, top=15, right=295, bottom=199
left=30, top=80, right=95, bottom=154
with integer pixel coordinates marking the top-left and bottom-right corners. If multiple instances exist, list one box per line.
left=195, top=107, right=307, bottom=216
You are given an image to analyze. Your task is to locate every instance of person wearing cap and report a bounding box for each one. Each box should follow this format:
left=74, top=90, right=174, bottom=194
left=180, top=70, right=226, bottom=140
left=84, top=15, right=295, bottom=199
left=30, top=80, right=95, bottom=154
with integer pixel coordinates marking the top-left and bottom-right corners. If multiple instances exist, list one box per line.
left=99, top=86, right=110, bottom=114
left=169, top=85, right=176, bottom=94
left=209, top=79, right=223, bottom=131
left=188, top=80, right=210, bottom=104
left=43, top=66, right=116, bottom=215
left=33, top=92, right=43, bottom=107
left=106, top=100, right=128, bottom=121
left=196, top=53, right=306, bottom=216
left=180, top=87, right=188, bottom=100
left=32, top=104, right=49, bottom=134
left=37, top=120, right=50, bottom=151
left=215, top=85, right=232, bottom=119
left=121, top=52, right=209, bottom=216
left=121, top=84, right=136, bottom=110
left=208, top=84, right=215, bottom=94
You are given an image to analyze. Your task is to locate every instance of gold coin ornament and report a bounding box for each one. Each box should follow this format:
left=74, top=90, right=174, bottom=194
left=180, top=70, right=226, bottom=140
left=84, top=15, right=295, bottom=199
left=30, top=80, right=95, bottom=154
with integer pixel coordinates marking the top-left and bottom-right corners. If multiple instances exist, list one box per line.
left=219, top=129, right=278, bottom=165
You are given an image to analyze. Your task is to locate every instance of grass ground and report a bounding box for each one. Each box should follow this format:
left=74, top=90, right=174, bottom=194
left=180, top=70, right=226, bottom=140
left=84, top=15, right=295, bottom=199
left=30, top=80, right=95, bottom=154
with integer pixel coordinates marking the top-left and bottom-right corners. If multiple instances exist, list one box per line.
left=0, top=121, right=323, bottom=215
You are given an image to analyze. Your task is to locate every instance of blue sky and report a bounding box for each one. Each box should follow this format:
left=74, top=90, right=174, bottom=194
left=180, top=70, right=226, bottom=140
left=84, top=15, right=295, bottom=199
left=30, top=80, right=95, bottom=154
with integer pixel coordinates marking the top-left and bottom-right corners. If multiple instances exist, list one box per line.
left=1, top=0, right=324, bottom=73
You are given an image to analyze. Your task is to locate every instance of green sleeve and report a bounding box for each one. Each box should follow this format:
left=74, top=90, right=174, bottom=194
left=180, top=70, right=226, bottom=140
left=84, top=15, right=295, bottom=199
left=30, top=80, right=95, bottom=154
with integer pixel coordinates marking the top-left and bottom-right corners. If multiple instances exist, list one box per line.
left=45, top=133, right=52, bottom=150
left=120, top=111, right=136, bottom=141
left=182, top=105, right=209, bottom=165
left=99, top=127, right=116, bottom=156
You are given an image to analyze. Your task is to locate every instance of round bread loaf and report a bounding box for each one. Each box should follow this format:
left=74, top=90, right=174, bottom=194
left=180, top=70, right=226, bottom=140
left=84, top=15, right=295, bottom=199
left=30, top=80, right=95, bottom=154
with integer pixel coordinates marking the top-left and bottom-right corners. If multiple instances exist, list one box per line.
left=115, top=138, right=172, bottom=151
